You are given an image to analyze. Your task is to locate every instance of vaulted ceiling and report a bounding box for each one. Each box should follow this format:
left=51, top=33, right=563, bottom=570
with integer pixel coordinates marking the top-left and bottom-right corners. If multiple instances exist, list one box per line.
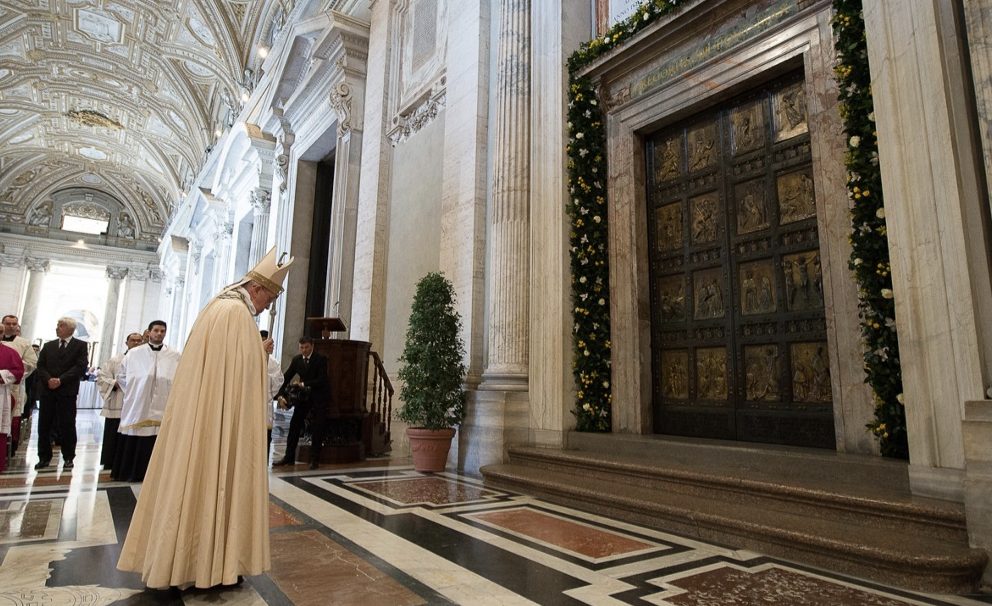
left=0, top=0, right=287, bottom=242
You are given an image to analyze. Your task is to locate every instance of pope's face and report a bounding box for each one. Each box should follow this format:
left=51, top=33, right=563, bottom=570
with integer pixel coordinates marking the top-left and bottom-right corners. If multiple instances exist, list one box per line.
left=247, top=283, right=278, bottom=315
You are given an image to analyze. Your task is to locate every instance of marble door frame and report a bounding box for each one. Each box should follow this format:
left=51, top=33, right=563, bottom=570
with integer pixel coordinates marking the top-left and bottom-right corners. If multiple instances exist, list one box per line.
left=584, top=1, right=874, bottom=453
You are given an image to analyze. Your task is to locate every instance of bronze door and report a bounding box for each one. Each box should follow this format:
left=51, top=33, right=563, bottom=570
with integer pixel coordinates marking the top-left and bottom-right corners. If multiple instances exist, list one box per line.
left=646, top=75, right=835, bottom=449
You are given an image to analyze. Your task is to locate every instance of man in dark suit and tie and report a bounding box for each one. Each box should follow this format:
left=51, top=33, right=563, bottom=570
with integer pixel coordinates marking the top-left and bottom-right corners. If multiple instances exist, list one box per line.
left=274, top=336, right=330, bottom=469
left=34, top=317, right=89, bottom=470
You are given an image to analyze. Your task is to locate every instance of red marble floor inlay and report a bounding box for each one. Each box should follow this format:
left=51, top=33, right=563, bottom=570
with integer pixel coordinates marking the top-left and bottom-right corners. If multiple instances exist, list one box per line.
left=469, top=508, right=656, bottom=558
left=269, top=529, right=425, bottom=606
left=665, top=565, right=916, bottom=606
left=354, top=477, right=496, bottom=505
left=269, top=502, right=302, bottom=528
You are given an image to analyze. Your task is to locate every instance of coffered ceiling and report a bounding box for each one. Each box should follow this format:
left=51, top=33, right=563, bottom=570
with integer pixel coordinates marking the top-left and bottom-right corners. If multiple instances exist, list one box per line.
left=0, top=0, right=286, bottom=241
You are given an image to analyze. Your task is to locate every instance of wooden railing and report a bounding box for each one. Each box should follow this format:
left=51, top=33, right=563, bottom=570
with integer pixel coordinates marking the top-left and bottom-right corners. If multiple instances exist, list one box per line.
left=365, top=350, right=393, bottom=455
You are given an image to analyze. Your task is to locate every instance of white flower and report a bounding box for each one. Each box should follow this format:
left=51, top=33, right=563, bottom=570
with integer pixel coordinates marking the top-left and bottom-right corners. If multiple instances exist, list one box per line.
left=881, top=288, right=893, bottom=299
left=853, top=258, right=863, bottom=266
left=875, top=207, right=885, bottom=219
left=598, top=298, right=606, bottom=305
left=582, top=402, right=591, bottom=411
left=584, top=110, right=591, bottom=118
left=868, top=112, right=875, bottom=122
left=584, top=350, right=590, bottom=356
left=579, top=276, right=587, bottom=283
left=575, top=132, right=585, bottom=140
left=603, top=381, right=610, bottom=388
left=593, top=215, right=601, bottom=223
left=642, top=12, right=650, bottom=21
left=590, top=99, right=597, bottom=106
left=896, top=393, right=904, bottom=404
left=579, top=148, right=589, bottom=157
left=567, top=121, right=573, bottom=129
left=850, top=135, right=861, bottom=147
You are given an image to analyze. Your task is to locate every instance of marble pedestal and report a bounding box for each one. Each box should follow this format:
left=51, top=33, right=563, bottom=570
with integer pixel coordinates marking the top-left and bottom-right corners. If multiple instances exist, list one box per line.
left=964, top=399, right=992, bottom=586
left=456, top=390, right=530, bottom=475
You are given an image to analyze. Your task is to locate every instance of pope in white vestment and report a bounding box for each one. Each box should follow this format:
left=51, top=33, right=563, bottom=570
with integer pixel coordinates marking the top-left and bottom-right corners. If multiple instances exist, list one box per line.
left=118, top=247, right=293, bottom=589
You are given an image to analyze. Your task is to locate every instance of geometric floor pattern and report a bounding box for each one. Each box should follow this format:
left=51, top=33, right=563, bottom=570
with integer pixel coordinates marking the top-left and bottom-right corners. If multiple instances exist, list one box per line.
left=1, top=409, right=990, bottom=605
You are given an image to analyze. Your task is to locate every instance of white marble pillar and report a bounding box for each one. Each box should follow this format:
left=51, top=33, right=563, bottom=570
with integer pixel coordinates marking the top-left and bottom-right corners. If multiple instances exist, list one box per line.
left=169, top=277, right=186, bottom=347
left=212, top=221, right=233, bottom=295
left=963, top=0, right=992, bottom=208
left=527, top=0, right=590, bottom=446
left=480, top=0, right=531, bottom=391
left=0, top=257, right=26, bottom=317
left=99, top=266, right=128, bottom=365
left=19, top=257, right=50, bottom=341
left=864, top=0, right=992, bottom=500
left=248, top=188, right=272, bottom=267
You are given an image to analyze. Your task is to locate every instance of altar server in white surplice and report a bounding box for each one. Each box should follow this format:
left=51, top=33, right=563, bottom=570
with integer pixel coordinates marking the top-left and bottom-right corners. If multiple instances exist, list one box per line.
left=260, top=329, right=284, bottom=460
left=97, top=332, right=144, bottom=469
left=112, top=321, right=180, bottom=482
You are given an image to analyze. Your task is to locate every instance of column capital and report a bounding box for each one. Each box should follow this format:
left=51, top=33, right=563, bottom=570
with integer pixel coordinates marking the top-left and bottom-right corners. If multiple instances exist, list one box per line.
left=129, top=269, right=150, bottom=281
left=250, top=188, right=272, bottom=213
left=106, top=265, right=129, bottom=280
left=0, top=254, right=23, bottom=268
left=24, top=256, right=50, bottom=272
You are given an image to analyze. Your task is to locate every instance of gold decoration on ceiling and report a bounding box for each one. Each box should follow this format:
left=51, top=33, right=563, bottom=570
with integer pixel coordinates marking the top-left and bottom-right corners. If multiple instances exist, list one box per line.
left=66, top=109, right=125, bottom=130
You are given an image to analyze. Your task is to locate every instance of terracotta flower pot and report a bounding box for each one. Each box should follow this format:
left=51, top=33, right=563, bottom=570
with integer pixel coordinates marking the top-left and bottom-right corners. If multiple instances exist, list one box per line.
left=407, top=427, right=456, bottom=473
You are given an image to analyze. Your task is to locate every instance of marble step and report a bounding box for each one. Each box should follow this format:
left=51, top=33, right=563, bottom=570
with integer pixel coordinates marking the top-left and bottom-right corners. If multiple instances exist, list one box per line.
left=480, top=462, right=987, bottom=594
left=501, top=442, right=968, bottom=544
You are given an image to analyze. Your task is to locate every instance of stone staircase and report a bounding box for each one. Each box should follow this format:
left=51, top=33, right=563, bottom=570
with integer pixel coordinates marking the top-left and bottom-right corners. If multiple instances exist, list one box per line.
left=479, top=433, right=987, bottom=594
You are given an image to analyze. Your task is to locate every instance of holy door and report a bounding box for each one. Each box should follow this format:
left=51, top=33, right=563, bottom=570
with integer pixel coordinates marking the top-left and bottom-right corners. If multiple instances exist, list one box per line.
left=646, top=75, right=835, bottom=449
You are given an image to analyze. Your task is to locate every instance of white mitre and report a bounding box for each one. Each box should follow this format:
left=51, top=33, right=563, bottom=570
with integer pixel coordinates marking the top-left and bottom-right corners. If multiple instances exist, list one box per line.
left=231, top=247, right=294, bottom=295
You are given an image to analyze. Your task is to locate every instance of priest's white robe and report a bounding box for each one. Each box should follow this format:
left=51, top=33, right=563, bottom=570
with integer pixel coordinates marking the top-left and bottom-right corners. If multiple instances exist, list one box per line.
left=117, top=344, right=181, bottom=436
left=1, top=336, right=36, bottom=415
left=117, top=286, right=270, bottom=588
left=97, top=353, right=125, bottom=418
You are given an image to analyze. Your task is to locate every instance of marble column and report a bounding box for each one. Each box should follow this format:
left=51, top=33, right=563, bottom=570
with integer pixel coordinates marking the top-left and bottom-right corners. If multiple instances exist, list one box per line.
left=527, top=0, right=590, bottom=446
left=864, top=0, right=992, bottom=500
left=99, top=266, right=128, bottom=365
left=963, top=0, right=992, bottom=208
left=19, top=257, right=50, bottom=341
left=248, top=188, right=272, bottom=267
left=212, top=221, right=234, bottom=294
left=169, top=277, right=186, bottom=348
left=480, top=0, right=531, bottom=391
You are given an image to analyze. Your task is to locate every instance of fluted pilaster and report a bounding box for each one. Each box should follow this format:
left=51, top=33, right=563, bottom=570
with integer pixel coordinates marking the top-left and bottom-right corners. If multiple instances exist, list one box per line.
left=99, top=265, right=128, bottom=365
left=481, top=0, right=531, bottom=390
left=249, top=188, right=272, bottom=267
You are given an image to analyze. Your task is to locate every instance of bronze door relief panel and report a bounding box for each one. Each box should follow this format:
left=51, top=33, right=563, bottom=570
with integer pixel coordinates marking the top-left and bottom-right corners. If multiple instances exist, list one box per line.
left=645, top=75, right=835, bottom=449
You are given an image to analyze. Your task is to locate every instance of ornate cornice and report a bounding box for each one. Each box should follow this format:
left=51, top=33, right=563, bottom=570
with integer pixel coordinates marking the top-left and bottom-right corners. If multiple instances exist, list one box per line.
left=387, top=87, right=446, bottom=146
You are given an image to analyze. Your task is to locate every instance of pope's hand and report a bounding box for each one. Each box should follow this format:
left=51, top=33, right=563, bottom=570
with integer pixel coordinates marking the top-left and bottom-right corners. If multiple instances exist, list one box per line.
left=263, top=338, right=274, bottom=354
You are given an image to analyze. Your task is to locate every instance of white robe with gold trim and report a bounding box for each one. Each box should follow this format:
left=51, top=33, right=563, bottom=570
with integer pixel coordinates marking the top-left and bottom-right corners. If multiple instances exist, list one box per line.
left=116, top=344, right=181, bottom=436
left=117, top=287, right=269, bottom=588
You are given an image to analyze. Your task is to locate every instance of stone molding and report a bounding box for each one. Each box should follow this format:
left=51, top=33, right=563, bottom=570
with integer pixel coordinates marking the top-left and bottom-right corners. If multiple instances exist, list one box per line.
left=386, top=86, right=446, bottom=146
left=250, top=188, right=272, bottom=213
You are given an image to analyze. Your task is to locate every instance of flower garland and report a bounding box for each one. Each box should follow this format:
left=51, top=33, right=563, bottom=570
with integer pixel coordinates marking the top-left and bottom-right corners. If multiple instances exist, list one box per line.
left=566, top=0, right=689, bottom=431
left=831, top=0, right=907, bottom=458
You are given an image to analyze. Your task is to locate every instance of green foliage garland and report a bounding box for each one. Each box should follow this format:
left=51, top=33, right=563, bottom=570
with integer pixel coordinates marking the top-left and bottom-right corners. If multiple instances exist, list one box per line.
left=396, top=272, right=467, bottom=430
left=831, top=0, right=907, bottom=458
left=566, top=0, right=690, bottom=431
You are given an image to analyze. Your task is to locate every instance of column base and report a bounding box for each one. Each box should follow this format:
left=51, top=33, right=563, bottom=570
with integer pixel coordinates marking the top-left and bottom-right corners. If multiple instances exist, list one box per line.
left=478, top=369, right=528, bottom=392
left=908, top=463, right=965, bottom=502
left=964, top=400, right=992, bottom=586
left=454, top=389, right=530, bottom=476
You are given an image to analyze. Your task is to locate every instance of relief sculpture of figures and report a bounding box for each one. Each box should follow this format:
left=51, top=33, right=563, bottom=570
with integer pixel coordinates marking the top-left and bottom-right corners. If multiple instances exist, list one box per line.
left=792, top=343, right=832, bottom=402
left=775, top=82, right=808, bottom=140
left=662, top=352, right=688, bottom=399
left=687, top=126, right=716, bottom=172
left=657, top=203, right=683, bottom=251
left=694, top=277, right=724, bottom=320
left=660, top=278, right=686, bottom=322
left=736, top=181, right=768, bottom=234
left=732, top=103, right=764, bottom=154
left=740, top=263, right=776, bottom=315
left=690, top=194, right=717, bottom=244
left=778, top=171, right=816, bottom=224
left=696, top=349, right=727, bottom=400
left=784, top=252, right=823, bottom=311
left=117, top=212, right=136, bottom=239
left=27, top=201, right=53, bottom=227
left=745, top=345, right=780, bottom=401
left=657, top=136, right=681, bottom=181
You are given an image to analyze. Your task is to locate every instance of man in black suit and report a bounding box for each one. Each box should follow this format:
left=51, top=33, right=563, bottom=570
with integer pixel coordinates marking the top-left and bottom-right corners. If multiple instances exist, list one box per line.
left=34, top=317, right=89, bottom=470
left=274, top=336, right=330, bottom=469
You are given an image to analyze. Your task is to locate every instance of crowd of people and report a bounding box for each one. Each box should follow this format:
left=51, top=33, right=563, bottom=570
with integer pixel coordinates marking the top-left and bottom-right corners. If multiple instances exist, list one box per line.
left=2, top=247, right=304, bottom=590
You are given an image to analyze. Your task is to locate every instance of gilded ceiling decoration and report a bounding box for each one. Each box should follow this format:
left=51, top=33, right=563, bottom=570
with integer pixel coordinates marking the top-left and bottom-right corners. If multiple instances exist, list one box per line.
left=0, top=0, right=287, bottom=240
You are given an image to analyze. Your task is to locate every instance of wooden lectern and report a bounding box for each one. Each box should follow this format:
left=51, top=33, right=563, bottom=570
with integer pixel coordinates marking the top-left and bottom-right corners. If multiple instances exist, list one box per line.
left=300, top=317, right=368, bottom=464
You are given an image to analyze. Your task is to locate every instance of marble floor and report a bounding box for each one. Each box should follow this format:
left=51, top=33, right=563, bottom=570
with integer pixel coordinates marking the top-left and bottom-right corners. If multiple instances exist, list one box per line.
left=1, top=409, right=990, bottom=606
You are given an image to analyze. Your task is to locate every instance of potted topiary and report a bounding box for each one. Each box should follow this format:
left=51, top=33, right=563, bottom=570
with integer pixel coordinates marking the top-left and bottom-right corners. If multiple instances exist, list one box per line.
left=396, top=272, right=467, bottom=472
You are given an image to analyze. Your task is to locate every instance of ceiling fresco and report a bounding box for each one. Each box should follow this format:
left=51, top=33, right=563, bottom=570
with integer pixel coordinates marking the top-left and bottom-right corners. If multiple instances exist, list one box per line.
left=0, top=0, right=288, bottom=241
